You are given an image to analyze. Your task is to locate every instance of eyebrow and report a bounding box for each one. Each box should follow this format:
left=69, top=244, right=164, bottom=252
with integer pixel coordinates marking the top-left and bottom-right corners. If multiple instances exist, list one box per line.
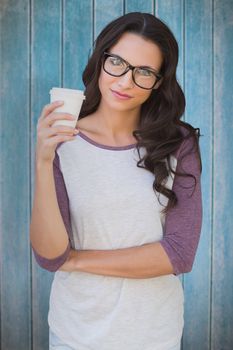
left=109, top=52, right=159, bottom=73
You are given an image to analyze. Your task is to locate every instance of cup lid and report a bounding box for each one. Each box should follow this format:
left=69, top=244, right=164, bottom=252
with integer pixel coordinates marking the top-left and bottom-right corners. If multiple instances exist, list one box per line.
left=50, top=87, right=85, bottom=98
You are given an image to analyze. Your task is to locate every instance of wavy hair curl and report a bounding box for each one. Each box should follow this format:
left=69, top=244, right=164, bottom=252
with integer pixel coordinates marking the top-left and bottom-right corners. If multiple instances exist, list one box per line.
left=79, top=12, right=202, bottom=214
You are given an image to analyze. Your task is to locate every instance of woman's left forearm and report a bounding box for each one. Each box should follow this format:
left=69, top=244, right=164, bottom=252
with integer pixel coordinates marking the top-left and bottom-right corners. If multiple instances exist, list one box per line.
left=60, top=242, right=174, bottom=278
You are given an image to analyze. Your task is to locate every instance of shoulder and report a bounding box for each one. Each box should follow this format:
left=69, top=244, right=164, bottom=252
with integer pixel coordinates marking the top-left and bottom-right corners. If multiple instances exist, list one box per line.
left=172, top=124, right=202, bottom=176
left=76, top=114, right=97, bottom=133
left=172, top=124, right=199, bottom=160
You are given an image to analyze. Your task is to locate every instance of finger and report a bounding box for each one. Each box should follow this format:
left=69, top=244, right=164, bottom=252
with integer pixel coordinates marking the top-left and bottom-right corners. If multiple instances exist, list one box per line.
left=48, top=113, right=76, bottom=127
left=46, top=134, right=77, bottom=145
left=47, top=125, right=79, bottom=137
left=40, top=112, right=76, bottom=128
left=40, top=101, right=64, bottom=120
left=39, top=126, right=78, bottom=140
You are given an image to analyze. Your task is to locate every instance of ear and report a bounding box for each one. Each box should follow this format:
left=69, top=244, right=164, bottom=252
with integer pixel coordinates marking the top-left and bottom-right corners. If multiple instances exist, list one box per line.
left=153, top=78, right=163, bottom=90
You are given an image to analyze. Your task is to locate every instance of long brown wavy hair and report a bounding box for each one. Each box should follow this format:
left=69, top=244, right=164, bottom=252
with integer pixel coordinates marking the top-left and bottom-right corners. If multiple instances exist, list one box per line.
left=79, top=12, right=202, bottom=214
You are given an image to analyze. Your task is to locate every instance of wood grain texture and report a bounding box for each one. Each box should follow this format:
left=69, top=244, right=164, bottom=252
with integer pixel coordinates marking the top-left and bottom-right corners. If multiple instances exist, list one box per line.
left=63, top=0, right=93, bottom=89
left=212, top=0, right=233, bottom=349
left=94, top=0, right=123, bottom=39
left=183, top=0, right=212, bottom=349
left=30, top=1, right=62, bottom=349
left=156, top=0, right=184, bottom=88
left=125, top=0, right=154, bottom=13
left=0, top=1, right=31, bottom=349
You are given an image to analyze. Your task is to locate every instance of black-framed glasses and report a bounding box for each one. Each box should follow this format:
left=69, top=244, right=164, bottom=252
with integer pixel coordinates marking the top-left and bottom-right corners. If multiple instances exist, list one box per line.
left=102, top=52, right=162, bottom=90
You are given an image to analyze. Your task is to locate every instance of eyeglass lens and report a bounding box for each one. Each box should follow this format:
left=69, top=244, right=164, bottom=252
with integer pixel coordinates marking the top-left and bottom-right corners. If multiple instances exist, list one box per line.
left=104, top=55, right=158, bottom=89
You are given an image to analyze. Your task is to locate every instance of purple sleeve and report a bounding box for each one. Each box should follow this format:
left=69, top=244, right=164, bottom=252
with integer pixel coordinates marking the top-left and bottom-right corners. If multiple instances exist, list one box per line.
left=160, top=135, right=203, bottom=275
left=32, top=149, right=73, bottom=272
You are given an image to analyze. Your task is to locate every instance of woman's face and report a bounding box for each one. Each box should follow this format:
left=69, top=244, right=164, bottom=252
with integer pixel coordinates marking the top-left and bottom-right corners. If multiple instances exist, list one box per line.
left=98, top=32, right=163, bottom=113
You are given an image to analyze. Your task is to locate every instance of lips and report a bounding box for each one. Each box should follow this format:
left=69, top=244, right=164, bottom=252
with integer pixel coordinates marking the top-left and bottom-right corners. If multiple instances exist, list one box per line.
left=110, top=89, right=132, bottom=99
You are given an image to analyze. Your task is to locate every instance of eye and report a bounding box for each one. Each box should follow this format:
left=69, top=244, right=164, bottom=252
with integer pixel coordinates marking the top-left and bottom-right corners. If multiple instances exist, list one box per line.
left=108, top=56, right=124, bottom=66
left=136, top=68, right=154, bottom=77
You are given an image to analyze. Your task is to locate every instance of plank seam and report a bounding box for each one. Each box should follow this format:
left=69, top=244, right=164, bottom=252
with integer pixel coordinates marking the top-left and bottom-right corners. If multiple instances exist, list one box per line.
left=29, top=1, right=33, bottom=348
left=91, top=0, right=95, bottom=46
left=61, top=0, right=64, bottom=86
left=155, top=0, right=158, bottom=17
left=0, top=0, right=1, bottom=333
left=210, top=0, right=214, bottom=349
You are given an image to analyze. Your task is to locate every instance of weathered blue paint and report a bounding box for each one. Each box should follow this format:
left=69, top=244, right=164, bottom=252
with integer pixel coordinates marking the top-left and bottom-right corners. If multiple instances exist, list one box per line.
left=212, top=0, right=233, bottom=349
left=157, top=0, right=184, bottom=90
left=0, top=1, right=232, bottom=349
left=125, top=0, right=154, bottom=13
left=183, top=0, right=212, bottom=349
left=94, top=0, right=123, bottom=38
left=63, top=0, right=93, bottom=90
left=30, top=2, right=62, bottom=349
left=0, top=1, right=31, bottom=349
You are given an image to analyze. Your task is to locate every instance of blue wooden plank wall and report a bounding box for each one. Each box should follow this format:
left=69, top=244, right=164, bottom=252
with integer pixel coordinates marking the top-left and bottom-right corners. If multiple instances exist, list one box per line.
left=0, top=1, right=232, bottom=349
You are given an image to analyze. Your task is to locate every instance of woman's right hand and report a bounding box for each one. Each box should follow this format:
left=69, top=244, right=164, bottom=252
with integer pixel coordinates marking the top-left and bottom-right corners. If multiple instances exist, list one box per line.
left=35, top=101, right=79, bottom=164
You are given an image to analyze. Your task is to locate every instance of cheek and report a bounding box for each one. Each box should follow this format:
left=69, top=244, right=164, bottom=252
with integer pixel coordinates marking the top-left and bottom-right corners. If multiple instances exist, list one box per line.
left=98, top=71, right=113, bottom=93
left=137, top=91, right=151, bottom=103
left=134, top=90, right=152, bottom=105
left=98, top=70, right=152, bottom=105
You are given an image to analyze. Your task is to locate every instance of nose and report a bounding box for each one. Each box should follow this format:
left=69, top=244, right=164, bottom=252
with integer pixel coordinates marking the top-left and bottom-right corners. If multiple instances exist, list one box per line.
left=117, top=70, right=134, bottom=89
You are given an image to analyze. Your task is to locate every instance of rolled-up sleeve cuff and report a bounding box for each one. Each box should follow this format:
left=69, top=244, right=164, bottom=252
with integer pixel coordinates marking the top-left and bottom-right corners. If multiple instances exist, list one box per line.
left=31, top=242, right=71, bottom=272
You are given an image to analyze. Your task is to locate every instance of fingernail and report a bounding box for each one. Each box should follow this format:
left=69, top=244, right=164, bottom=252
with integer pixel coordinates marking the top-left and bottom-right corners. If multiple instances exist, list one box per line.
left=56, top=100, right=64, bottom=104
left=74, top=129, right=79, bottom=134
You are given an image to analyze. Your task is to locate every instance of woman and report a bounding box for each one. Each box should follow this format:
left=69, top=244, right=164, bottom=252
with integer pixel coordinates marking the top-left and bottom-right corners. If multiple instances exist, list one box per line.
left=30, top=12, right=203, bottom=350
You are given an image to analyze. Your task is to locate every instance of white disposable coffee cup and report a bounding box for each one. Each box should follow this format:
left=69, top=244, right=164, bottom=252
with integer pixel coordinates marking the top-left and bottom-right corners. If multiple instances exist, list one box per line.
left=49, top=87, right=86, bottom=128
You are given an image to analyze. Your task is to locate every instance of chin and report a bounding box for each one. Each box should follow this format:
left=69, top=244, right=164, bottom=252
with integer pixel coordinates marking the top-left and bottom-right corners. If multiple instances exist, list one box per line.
left=107, top=99, right=139, bottom=112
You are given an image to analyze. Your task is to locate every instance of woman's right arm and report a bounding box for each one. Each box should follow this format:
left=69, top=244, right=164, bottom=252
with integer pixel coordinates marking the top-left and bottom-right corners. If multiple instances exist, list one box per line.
left=30, top=101, right=79, bottom=271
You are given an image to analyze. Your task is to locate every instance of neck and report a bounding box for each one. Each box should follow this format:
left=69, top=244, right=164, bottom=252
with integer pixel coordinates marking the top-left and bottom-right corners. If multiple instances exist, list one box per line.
left=95, top=101, right=140, bottom=139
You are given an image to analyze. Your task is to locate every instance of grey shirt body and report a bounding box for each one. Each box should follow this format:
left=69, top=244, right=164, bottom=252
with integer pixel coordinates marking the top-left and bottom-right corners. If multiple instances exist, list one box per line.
left=32, top=126, right=202, bottom=349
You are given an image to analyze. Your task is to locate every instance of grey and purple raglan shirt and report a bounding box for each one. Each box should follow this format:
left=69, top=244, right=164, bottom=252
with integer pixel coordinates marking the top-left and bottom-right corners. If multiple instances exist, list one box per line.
left=32, top=125, right=202, bottom=350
